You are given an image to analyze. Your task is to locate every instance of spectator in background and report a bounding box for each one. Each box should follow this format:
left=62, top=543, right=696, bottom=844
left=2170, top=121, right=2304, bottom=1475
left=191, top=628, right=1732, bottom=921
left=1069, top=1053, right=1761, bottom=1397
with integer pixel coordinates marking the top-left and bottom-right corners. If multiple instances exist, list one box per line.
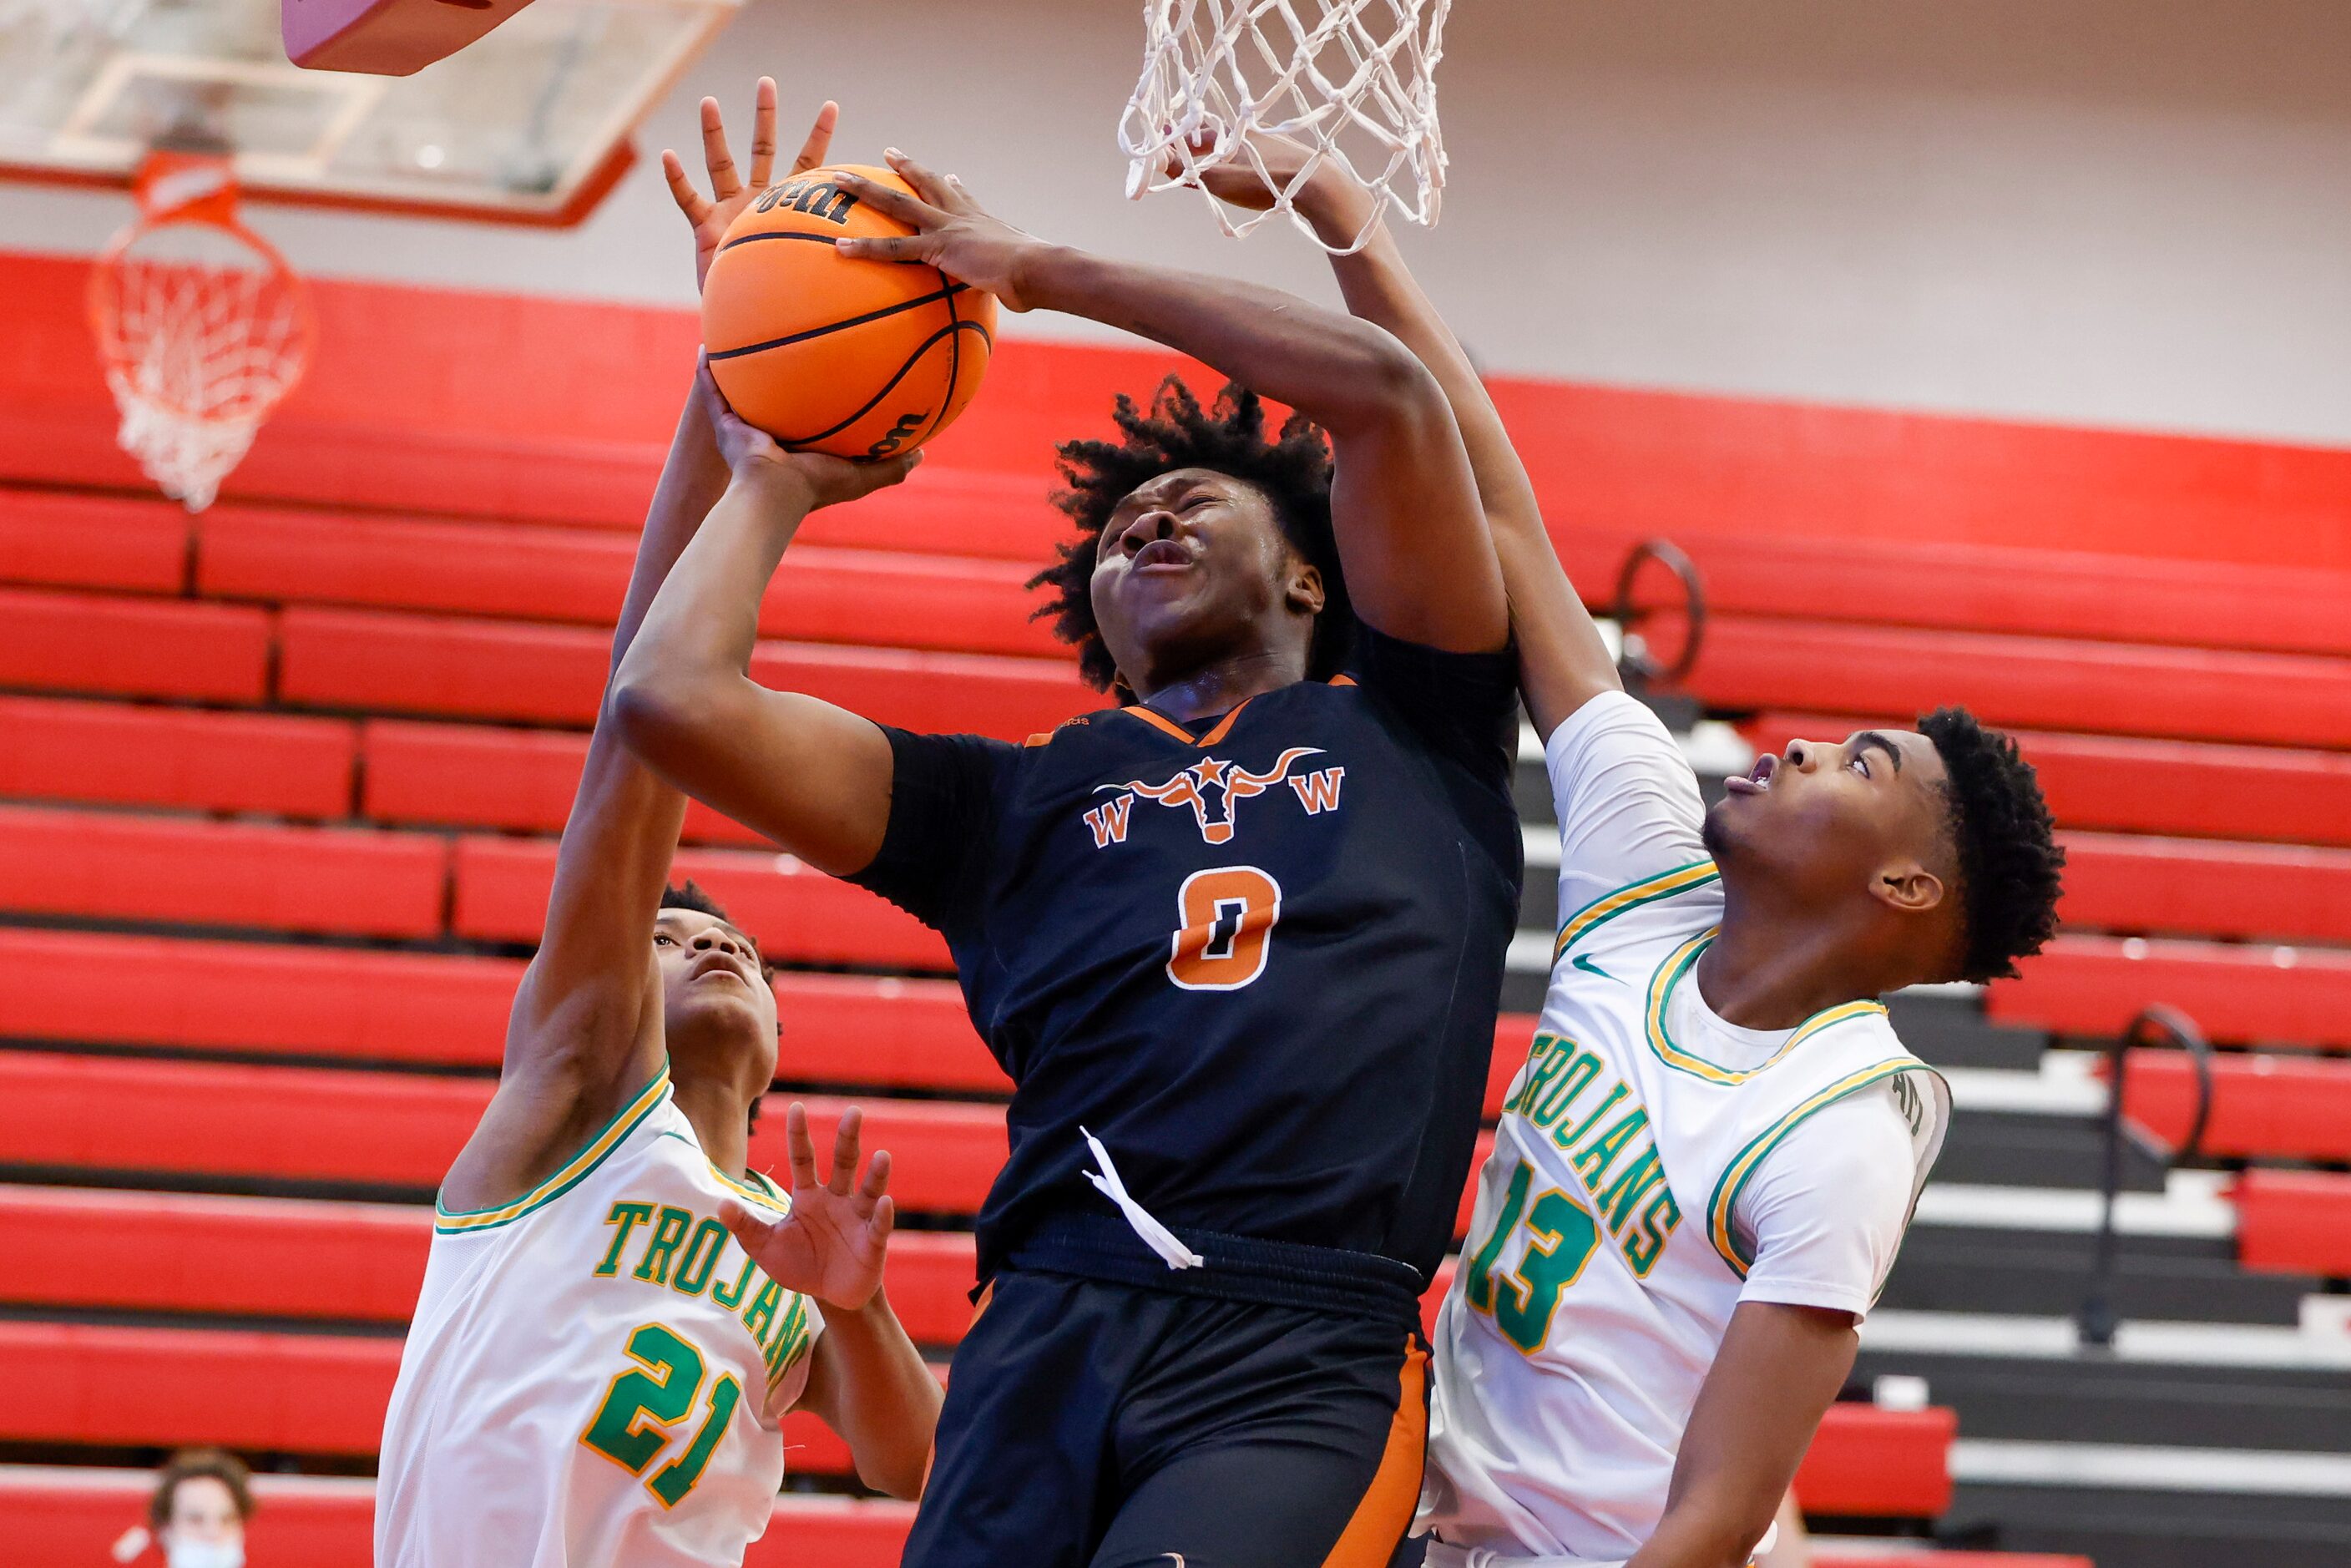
left=110, top=1449, right=252, bottom=1568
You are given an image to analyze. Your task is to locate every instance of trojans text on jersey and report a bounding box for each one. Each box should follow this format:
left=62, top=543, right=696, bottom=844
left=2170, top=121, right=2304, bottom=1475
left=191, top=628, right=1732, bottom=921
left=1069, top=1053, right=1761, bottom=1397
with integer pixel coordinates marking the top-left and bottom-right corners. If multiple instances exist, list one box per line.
left=1084, top=746, right=1347, bottom=848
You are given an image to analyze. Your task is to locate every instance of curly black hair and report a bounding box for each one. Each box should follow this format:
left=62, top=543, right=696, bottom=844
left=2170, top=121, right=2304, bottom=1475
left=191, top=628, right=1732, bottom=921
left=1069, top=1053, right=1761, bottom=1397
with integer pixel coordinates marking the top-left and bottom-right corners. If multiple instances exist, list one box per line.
left=1028, top=376, right=1352, bottom=692
left=1919, top=708, right=2065, bottom=983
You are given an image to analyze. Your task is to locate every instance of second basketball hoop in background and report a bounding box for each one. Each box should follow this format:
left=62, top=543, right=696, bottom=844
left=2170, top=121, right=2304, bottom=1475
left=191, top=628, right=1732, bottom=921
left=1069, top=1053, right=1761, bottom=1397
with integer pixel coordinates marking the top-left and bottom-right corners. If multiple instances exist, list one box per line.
left=700, top=164, right=997, bottom=462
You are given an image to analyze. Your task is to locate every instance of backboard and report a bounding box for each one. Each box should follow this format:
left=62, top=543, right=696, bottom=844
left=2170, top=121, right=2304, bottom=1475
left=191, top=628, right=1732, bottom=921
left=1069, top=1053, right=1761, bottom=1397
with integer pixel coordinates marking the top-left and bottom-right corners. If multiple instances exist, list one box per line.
left=0, top=0, right=739, bottom=224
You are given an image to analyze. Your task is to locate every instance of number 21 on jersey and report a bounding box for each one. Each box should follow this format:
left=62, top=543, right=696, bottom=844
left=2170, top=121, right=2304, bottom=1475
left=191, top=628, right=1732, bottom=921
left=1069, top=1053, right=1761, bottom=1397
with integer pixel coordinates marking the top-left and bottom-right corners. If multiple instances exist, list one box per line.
left=1462, top=1160, right=1604, bottom=1354
left=580, top=1323, right=741, bottom=1507
left=1167, top=865, right=1282, bottom=991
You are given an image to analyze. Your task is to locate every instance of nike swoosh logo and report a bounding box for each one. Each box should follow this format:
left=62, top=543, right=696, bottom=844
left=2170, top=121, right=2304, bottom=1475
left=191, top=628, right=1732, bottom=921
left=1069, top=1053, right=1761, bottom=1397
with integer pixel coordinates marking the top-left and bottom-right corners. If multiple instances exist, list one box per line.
left=1570, top=953, right=1616, bottom=982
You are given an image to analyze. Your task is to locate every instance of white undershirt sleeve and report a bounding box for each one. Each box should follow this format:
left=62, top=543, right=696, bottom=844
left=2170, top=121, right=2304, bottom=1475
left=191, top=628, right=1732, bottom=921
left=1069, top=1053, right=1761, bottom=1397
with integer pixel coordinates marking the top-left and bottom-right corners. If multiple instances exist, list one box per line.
left=1733, top=1085, right=1921, bottom=1322
left=1544, top=690, right=1711, bottom=920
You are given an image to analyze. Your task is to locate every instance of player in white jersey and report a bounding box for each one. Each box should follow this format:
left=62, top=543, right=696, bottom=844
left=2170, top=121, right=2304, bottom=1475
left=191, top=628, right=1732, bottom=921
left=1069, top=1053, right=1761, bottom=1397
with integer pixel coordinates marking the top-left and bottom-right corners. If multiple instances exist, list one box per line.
left=377, top=84, right=943, bottom=1567
left=1175, top=139, right=2065, bottom=1568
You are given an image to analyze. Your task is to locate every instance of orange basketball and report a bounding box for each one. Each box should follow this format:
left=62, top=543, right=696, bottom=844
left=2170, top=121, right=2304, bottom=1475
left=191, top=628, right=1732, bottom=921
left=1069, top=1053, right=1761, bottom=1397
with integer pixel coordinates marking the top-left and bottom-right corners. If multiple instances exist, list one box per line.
left=701, top=164, right=996, bottom=462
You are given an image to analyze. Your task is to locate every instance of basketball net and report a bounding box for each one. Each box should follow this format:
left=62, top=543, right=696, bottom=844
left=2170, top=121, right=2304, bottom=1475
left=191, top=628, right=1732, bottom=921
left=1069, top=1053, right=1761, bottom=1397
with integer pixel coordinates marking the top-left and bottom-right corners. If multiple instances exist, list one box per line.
left=1120, top=0, right=1452, bottom=255
left=88, top=153, right=315, bottom=513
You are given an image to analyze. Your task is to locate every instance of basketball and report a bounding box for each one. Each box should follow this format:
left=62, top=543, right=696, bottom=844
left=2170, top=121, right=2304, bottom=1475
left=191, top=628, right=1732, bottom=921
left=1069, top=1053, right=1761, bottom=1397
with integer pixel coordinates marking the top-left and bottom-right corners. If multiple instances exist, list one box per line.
left=700, top=164, right=997, bottom=461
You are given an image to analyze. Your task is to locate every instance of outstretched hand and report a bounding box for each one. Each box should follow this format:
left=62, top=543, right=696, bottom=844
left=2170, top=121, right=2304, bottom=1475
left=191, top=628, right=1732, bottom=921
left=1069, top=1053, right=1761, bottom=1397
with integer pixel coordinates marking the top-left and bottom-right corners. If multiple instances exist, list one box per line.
left=662, top=78, right=840, bottom=291
left=1161, top=128, right=1375, bottom=240
left=831, top=151, right=1044, bottom=311
left=694, top=361, right=921, bottom=506
left=718, top=1101, right=894, bottom=1313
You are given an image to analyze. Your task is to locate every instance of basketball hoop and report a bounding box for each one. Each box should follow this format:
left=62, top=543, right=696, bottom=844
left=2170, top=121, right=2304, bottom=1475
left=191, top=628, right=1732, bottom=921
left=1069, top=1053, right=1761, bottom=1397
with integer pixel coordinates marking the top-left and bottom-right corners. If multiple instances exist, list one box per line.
left=88, top=153, right=316, bottom=513
left=1120, top=0, right=1452, bottom=254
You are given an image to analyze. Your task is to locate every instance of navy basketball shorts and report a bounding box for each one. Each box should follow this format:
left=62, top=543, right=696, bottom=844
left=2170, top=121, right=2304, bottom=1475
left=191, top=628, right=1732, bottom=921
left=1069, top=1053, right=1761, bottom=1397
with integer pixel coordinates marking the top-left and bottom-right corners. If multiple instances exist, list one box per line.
left=902, top=1268, right=1431, bottom=1568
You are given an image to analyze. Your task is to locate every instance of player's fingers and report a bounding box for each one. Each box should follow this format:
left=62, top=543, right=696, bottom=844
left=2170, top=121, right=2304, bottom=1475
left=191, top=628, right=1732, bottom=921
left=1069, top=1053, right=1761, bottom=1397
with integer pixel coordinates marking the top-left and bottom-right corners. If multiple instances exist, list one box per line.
left=885, top=149, right=963, bottom=212
left=834, top=234, right=934, bottom=265
left=746, top=77, right=781, bottom=190
left=716, top=1198, right=771, bottom=1252
left=869, top=1192, right=896, bottom=1245
left=789, top=99, right=838, bottom=180
left=700, top=96, right=742, bottom=199
left=661, top=150, right=712, bottom=225
left=859, top=1146, right=892, bottom=1201
left=784, top=1100, right=818, bottom=1190
left=829, top=171, right=936, bottom=228
left=827, top=1105, right=863, bottom=1196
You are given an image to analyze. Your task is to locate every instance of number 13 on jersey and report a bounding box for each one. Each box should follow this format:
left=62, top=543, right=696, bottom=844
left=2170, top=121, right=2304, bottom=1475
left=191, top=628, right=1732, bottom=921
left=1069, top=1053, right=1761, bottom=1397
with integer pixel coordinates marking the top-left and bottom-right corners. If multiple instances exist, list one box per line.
left=1462, top=1160, right=1603, bottom=1354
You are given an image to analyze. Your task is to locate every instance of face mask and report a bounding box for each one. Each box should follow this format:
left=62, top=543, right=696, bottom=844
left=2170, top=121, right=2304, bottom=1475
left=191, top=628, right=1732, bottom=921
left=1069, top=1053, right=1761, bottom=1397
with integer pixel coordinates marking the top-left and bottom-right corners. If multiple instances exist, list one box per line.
left=166, top=1540, right=244, bottom=1568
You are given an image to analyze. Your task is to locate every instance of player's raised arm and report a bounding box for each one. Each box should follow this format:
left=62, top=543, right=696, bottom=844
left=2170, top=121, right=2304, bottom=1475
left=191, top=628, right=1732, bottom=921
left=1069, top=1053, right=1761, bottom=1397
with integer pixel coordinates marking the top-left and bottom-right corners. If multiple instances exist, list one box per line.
left=441, top=87, right=872, bottom=1212
left=1178, top=137, right=1619, bottom=736
left=829, top=153, right=1509, bottom=655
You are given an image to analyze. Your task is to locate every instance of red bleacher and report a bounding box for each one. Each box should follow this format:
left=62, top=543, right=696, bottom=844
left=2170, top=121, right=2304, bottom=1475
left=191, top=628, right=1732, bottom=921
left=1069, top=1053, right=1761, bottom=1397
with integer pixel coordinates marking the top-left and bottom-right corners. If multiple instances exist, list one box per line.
left=0, top=585, right=270, bottom=704
left=1991, top=933, right=2351, bottom=1048
left=0, top=693, right=354, bottom=819
left=0, top=490, right=189, bottom=593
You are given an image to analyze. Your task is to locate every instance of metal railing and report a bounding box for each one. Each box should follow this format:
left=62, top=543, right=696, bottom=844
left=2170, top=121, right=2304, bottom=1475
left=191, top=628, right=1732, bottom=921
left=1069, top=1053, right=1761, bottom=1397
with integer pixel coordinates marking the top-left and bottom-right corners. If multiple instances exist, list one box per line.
left=2077, top=1003, right=2214, bottom=1348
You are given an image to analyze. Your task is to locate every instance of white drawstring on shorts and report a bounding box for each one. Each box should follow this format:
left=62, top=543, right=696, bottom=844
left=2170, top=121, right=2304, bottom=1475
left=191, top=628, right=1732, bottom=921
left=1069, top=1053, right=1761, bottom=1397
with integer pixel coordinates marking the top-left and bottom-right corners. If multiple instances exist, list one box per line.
left=1081, top=1126, right=1204, bottom=1270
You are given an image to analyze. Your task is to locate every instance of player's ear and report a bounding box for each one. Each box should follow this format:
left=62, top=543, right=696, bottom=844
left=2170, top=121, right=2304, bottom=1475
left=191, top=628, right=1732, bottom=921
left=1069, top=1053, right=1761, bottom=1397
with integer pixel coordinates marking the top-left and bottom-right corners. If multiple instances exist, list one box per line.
left=1872, top=860, right=1945, bottom=914
left=1285, top=559, right=1325, bottom=618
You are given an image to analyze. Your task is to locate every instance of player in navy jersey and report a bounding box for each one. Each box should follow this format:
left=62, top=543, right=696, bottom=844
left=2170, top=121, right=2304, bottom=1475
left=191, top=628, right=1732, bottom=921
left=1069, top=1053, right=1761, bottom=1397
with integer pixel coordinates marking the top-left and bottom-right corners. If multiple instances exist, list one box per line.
left=612, top=133, right=1519, bottom=1568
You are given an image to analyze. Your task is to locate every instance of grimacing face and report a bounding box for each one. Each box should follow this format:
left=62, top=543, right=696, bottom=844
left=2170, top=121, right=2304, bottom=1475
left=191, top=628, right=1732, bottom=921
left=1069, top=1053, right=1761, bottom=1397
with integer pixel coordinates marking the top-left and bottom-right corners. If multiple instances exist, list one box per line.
left=654, top=908, right=779, bottom=1082
left=1088, top=467, right=1322, bottom=690
left=1705, top=728, right=1955, bottom=922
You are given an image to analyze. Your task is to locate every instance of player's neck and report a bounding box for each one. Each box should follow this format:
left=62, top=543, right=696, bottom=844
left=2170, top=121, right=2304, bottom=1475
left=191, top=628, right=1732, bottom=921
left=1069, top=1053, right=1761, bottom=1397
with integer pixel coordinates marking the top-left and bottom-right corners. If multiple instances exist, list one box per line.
left=1129, top=645, right=1307, bottom=723
left=671, top=1075, right=752, bottom=1180
left=1701, top=895, right=1891, bottom=1032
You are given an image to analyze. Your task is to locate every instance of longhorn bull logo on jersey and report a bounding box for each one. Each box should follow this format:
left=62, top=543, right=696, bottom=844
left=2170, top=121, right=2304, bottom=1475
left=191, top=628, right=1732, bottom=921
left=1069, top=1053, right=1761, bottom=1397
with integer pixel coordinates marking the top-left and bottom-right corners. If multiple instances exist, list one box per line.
left=1085, top=747, right=1345, bottom=847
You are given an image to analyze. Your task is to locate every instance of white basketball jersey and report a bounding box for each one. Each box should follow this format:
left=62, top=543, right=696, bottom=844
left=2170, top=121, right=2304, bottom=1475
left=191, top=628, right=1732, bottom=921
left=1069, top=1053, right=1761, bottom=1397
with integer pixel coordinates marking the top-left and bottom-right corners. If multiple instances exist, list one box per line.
left=1423, top=695, right=1948, bottom=1567
left=378, top=1069, right=825, bottom=1568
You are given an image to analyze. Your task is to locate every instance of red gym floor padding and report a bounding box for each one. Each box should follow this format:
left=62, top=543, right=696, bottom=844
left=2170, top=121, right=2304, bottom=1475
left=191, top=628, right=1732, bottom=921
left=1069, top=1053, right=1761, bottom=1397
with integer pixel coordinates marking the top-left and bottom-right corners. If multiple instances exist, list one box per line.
left=361, top=718, right=766, bottom=845
left=1697, top=620, right=2351, bottom=748
left=0, top=802, right=447, bottom=939
left=0, top=489, right=188, bottom=594
left=1791, top=1404, right=1955, bottom=1519
left=0, top=1465, right=918, bottom=1568
left=0, top=585, right=270, bottom=704
left=2121, top=1050, right=2351, bottom=1162
left=0, top=694, right=354, bottom=818
left=1749, top=713, right=2351, bottom=848
left=1989, top=933, right=2351, bottom=1048
left=453, top=837, right=953, bottom=970
left=2232, top=1169, right=2349, bottom=1276
left=0, top=1186, right=430, bottom=1323
left=0, top=928, right=517, bottom=1064
left=203, top=506, right=1056, bottom=655
left=286, top=605, right=1094, bottom=736
left=2055, top=832, right=2351, bottom=945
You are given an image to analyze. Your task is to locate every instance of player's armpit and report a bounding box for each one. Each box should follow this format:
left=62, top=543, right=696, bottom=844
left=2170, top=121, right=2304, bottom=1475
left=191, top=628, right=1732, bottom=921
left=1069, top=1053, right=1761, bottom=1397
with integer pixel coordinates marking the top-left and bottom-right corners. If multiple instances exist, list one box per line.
left=1623, top=1302, right=1857, bottom=1568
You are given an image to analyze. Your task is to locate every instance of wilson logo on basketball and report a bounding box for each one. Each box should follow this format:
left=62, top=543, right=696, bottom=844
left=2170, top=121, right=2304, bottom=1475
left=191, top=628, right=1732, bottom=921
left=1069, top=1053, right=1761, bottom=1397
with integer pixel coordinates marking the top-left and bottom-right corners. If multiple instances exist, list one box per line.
left=753, top=177, right=859, bottom=225
left=867, top=411, right=928, bottom=460
left=1084, top=748, right=1345, bottom=848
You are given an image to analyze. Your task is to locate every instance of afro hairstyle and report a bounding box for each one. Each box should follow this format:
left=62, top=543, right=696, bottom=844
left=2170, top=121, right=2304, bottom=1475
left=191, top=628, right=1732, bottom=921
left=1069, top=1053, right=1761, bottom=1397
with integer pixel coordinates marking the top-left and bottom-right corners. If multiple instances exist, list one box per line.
left=1919, top=707, right=2065, bottom=984
left=1028, top=376, right=1352, bottom=692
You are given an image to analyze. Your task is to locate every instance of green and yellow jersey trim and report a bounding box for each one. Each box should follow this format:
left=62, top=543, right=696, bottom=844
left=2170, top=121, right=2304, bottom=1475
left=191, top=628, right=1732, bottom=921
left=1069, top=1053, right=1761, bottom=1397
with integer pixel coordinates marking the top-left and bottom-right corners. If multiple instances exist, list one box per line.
left=1553, top=859, right=1720, bottom=960
left=1705, top=1057, right=1926, bottom=1277
left=711, top=1164, right=791, bottom=1216
left=435, top=1068, right=673, bottom=1235
left=1643, top=931, right=1887, bottom=1085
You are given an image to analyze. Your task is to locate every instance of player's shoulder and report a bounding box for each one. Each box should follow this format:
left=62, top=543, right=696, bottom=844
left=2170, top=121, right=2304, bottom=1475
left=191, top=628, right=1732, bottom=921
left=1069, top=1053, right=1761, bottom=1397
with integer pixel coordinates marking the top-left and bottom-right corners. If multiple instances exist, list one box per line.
left=1552, top=855, right=1722, bottom=964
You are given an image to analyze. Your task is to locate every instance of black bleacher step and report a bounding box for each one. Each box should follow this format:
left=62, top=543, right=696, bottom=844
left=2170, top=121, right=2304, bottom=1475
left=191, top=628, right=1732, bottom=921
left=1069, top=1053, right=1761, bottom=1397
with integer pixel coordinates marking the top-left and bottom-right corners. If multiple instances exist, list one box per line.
left=1944, top=1480, right=2351, bottom=1568
left=1933, top=1107, right=2168, bottom=1192
left=1853, top=1345, right=2351, bottom=1452
left=1883, top=1227, right=2311, bottom=1325
left=1884, top=992, right=2050, bottom=1072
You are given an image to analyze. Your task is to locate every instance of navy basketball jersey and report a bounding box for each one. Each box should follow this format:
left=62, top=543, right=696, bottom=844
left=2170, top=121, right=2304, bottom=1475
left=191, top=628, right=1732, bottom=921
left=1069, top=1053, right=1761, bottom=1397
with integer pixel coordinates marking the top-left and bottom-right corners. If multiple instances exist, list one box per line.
left=851, top=627, right=1522, bottom=1283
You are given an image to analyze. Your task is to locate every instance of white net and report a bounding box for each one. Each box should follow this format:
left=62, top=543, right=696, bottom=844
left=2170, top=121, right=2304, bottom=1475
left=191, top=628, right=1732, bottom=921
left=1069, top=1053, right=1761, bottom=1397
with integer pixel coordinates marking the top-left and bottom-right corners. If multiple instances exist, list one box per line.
left=1120, top=0, right=1452, bottom=254
left=92, top=217, right=311, bottom=513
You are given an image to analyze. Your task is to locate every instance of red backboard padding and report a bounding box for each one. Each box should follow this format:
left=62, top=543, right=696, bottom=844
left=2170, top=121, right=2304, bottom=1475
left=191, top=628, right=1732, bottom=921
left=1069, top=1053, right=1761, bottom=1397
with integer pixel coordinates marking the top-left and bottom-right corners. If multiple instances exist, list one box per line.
left=0, top=586, right=270, bottom=704
left=1748, top=714, right=2351, bottom=848
left=0, top=694, right=354, bottom=819
left=2232, top=1169, right=2351, bottom=1275
left=0, top=489, right=187, bottom=594
left=0, top=802, right=447, bottom=939
left=1990, top=933, right=2351, bottom=1048
left=2122, top=1050, right=2351, bottom=1162
left=1694, top=617, right=2351, bottom=749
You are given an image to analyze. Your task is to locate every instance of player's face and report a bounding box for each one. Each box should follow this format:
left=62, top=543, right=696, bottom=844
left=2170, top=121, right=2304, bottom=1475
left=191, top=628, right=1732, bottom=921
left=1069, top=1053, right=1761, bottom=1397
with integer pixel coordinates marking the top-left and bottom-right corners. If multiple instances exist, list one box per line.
left=1705, top=729, right=1953, bottom=913
left=654, top=910, right=779, bottom=1081
left=161, top=1475, right=243, bottom=1549
left=1089, top=468, right=1320, bottom=689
